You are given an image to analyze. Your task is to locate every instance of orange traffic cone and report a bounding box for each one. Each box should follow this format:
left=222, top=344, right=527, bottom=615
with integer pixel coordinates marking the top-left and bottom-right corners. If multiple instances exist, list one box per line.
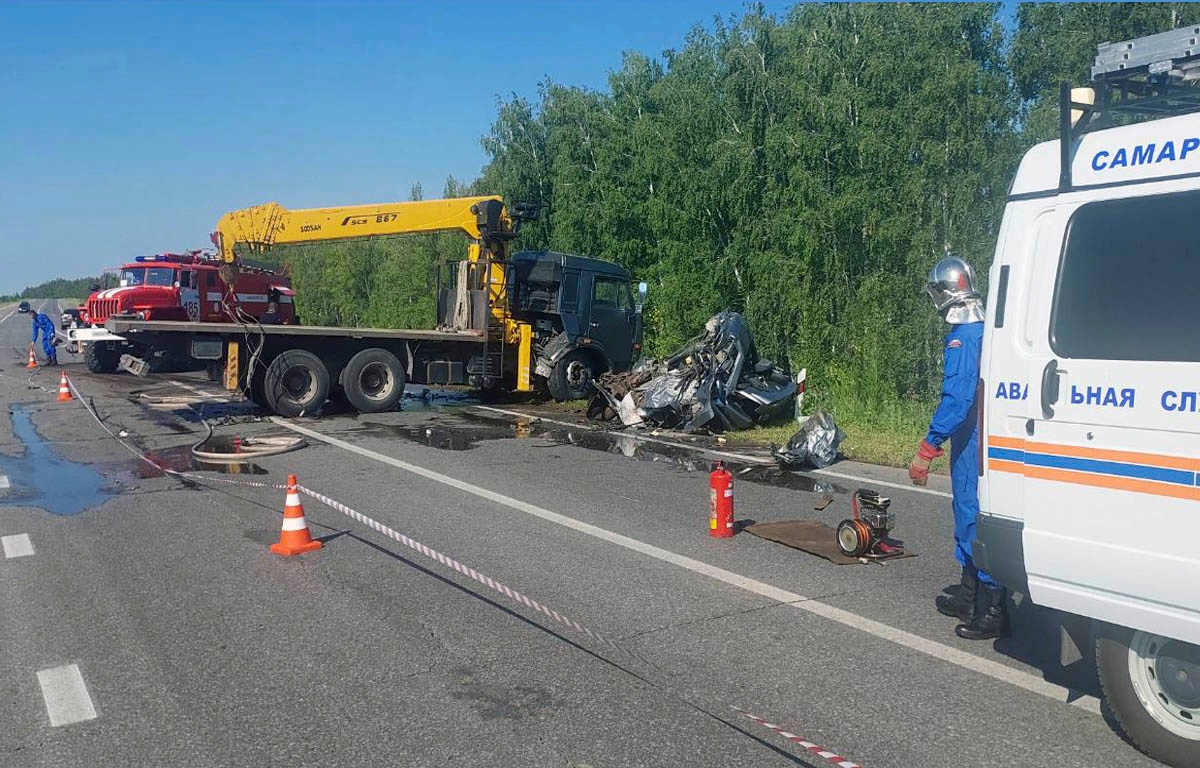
left=56, top=371, right=73, bottom=402
left=270, top=474, right=323, bottom=556
left=26, top=344, right=37, bottom=369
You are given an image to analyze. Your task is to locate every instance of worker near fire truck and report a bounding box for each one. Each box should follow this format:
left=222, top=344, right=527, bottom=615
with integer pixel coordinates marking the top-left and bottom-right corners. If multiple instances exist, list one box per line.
left=908, top=255, right=1007, bottom=641
left=30, top=310, right=57, bottom=366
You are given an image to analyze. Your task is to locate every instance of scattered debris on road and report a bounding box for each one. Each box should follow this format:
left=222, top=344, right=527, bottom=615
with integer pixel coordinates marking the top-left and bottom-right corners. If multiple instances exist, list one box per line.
left=587, top=311, right=796, bottom=433
left=771, top=410, right=845, bottom=469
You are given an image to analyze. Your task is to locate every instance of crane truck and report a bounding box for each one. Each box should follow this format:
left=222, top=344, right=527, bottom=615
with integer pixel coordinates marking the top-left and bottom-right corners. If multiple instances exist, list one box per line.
left=79, top=195, right=644, bottom=416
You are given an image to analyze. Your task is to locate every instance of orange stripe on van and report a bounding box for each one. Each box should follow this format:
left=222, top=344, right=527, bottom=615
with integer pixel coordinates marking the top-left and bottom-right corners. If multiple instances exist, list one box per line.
left=988, top=435, right=1198, bottom=472
left=1022, top=465, right=1200, bottom=501
left=988, top=459, right=1025, bottom=476
left=988, top=436, right=1026, bottom=450
left=1022, top=440, right=1199, bottom=472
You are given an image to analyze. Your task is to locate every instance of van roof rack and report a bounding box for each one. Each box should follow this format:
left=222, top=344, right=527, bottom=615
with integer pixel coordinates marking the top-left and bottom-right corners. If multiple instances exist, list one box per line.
left=1059, top=24, right=1200, bottom=191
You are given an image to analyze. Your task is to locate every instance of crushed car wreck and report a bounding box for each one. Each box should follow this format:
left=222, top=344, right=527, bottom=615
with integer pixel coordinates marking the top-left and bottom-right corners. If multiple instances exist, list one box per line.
left=587, top=311, right=796, bottom=433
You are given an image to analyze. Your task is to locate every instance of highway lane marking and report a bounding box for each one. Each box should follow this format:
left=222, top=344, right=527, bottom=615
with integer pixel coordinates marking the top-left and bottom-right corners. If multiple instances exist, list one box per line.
left=36, top=664, right=98, bottom=726
left=474, top=405, right=953, bottom=499
left=2, top=534, right=35, bottom=558
left=168, top=379, right=228, bottom=401
left=274, top=417, right=1102, bottom=716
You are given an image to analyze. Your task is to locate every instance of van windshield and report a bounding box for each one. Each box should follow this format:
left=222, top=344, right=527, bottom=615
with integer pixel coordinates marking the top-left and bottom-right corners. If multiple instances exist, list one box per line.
left=1051, top=190, right=1200, bottom=362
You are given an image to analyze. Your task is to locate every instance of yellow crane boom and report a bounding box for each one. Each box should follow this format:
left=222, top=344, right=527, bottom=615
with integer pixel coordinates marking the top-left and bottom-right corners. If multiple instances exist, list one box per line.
left=211, top=195, right=521, bottom=271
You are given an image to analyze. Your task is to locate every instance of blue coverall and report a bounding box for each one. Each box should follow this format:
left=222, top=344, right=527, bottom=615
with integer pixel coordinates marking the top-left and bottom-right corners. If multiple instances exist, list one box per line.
left=31, top=312, right=57, bottom=364
left=923, top=321, right=994, bottom=586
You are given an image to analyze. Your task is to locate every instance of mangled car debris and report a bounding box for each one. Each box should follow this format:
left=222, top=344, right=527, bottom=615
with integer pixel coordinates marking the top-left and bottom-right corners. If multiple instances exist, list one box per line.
left=771, top=410, right=845, bottom=469
left=587, top=311, right=796, bottom=433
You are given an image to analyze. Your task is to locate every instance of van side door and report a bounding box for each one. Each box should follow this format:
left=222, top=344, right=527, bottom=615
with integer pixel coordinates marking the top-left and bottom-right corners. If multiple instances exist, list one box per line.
left=1020, top=188, right=1200, bottom=644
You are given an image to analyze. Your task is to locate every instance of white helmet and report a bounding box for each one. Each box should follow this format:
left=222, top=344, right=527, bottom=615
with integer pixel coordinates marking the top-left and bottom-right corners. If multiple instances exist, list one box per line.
left=925, top=254, right=980, bottom=312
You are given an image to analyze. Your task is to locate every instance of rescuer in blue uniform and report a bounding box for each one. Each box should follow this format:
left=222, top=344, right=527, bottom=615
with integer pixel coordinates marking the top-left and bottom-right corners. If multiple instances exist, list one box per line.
left=909, top=255, right=1007, bottom=640
left=30, top=311, right=57, bottom=366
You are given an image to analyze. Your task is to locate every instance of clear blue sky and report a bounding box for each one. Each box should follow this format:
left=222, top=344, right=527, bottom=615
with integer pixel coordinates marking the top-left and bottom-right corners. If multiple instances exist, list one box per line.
left=0, top=0, right=798, bottom=293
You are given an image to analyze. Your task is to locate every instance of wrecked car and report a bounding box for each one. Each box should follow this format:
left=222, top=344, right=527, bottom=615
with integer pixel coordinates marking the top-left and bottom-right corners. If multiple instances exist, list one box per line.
left=587, top=311, right=796, bottom=433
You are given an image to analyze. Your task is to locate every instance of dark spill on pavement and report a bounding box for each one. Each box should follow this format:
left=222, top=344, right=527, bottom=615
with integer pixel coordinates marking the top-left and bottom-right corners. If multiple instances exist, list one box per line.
left=341, top=412, right=846, bottom=495
left=0, top=406, right=112, bottom=516
left=132, top=440, right=268, bottom=477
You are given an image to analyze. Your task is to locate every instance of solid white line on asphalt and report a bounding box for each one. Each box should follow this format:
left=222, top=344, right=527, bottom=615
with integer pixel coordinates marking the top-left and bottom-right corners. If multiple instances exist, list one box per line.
left=168, top=379, right=226, bottom=401
left=810, top=467, right=953, bottom=499
left=0, top=307, right=16, bottom=324
left=2, top=533, right=35, bottom=558
left=36, top=664, right=98, bottom=726
left=474, top=405, right=954, bottom=499
left=274, top=417, right=1102, bottom=716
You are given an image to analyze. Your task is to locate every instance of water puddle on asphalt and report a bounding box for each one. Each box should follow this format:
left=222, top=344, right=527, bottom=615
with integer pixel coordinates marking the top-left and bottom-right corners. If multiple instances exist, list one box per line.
left=0, top=406, right=112, bottom=516
left=339, top=411, right=847, bottom=495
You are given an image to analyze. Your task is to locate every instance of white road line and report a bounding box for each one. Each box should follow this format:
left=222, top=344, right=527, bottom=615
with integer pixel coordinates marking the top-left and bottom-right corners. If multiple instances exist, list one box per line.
left=274, top=417, right=1101, bottom=715
left=810, top=467, right=953, bottom=499
left=167, top=379, right=225, bottom=401
left=36, top=664, right=98, bottom=726
left=475, top=405, right=953, bottom=498
left=2, top=533, right=35, bottom=558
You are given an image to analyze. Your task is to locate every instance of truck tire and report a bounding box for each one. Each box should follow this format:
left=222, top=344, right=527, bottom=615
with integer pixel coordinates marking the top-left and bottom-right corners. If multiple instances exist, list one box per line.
left=263, top=349, right=330, bottom=418
left=1096, top=623, right=1200, bottom=767
left=547, top=350, right=597, bottom=402
left=84, top=342, right=119, bottom=374
left=341, top=348, right=405, bottom=414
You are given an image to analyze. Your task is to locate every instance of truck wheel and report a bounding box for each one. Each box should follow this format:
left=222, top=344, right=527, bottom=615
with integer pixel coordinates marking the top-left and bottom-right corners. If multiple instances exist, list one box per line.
left=263, top=349, right=330, bottom=418
left=1096, top=623, right=1200, bottom=767
left=84, top=342, right=119, bottom=374
left=342, top=348, right=405, bottom=414
left=547, top=350, right=596, bottom=402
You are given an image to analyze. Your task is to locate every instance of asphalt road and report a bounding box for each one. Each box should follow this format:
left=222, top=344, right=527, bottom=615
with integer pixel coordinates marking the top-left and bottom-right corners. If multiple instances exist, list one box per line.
left=0, top=301, right=1162, bottom=767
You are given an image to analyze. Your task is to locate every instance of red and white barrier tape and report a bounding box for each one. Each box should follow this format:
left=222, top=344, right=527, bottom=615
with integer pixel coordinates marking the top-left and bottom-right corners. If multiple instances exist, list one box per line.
left=61, top=374, right=865, bottom=768
left=733, top=708, right=862, bottom=768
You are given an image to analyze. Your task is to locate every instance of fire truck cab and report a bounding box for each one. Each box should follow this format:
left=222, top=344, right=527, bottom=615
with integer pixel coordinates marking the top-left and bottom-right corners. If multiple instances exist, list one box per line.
left=71, top=251, right=294, bottom=374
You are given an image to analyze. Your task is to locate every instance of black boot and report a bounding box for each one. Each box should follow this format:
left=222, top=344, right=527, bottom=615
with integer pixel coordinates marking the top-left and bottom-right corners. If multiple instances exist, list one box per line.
left=955, top=584, right=1009, bottom=640
left=935, top=566, right=977, bottom=622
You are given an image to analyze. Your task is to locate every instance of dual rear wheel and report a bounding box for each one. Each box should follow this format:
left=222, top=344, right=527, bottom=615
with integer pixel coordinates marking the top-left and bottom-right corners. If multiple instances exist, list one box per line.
left=261, top=347, right=405, bottom=417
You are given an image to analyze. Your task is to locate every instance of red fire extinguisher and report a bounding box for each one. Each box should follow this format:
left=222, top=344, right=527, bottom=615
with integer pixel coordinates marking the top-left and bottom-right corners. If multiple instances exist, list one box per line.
left=709, top=461, right=734, bottom=538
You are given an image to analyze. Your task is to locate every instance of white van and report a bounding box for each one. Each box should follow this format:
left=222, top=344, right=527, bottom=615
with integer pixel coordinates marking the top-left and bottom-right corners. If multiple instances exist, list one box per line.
left=976, top=26, right=1200, bottom=768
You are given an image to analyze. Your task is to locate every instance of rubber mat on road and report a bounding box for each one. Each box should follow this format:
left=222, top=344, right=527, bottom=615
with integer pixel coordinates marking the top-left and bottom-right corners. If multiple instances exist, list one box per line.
left=745, top=519, right=916, bottom=565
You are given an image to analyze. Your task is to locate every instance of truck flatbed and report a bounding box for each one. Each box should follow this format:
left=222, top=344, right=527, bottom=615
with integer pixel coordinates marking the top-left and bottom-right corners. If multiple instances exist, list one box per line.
left=104, top=318, right=485, bottom=343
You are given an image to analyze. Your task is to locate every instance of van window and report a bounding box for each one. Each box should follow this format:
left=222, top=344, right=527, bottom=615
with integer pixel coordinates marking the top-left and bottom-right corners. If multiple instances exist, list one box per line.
left=1051, top=190, right=1200, bottom=362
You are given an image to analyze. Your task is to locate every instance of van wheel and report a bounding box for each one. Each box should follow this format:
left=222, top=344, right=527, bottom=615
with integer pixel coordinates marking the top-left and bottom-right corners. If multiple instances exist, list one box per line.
left=84, top=342, right=119, bottom=374
left=342, top=348, right=405, bottom=413
left=548, top=350, right=595, bottom=402
left=263, top=350, right=330, bottom=418
left=1096, top=623, right=1200, bottom=767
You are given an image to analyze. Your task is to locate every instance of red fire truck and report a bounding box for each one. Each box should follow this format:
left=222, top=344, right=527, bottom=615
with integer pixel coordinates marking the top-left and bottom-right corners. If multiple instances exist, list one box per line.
left=71, top=250, right=294, bottom=374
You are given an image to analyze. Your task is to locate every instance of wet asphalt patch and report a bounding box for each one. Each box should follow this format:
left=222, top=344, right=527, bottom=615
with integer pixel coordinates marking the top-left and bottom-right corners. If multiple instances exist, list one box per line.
left=0, top=405, right=112, bottom=516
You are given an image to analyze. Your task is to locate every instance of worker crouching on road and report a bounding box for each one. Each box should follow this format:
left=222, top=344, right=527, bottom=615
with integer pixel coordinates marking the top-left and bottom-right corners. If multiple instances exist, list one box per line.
left=30, top=311, right=57, bottom=366
left=909, top=255, right=1008, bottom=641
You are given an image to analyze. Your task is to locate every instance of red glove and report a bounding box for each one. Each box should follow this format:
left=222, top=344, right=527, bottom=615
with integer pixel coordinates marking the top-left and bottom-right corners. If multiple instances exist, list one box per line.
left=908, top=439, right=943, bottom=486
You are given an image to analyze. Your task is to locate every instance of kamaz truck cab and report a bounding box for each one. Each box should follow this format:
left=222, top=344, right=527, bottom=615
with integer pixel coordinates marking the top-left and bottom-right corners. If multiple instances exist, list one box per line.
left=975, top=26, right=1200, bottom=767
left=504, top=250, right=644, bottom=400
